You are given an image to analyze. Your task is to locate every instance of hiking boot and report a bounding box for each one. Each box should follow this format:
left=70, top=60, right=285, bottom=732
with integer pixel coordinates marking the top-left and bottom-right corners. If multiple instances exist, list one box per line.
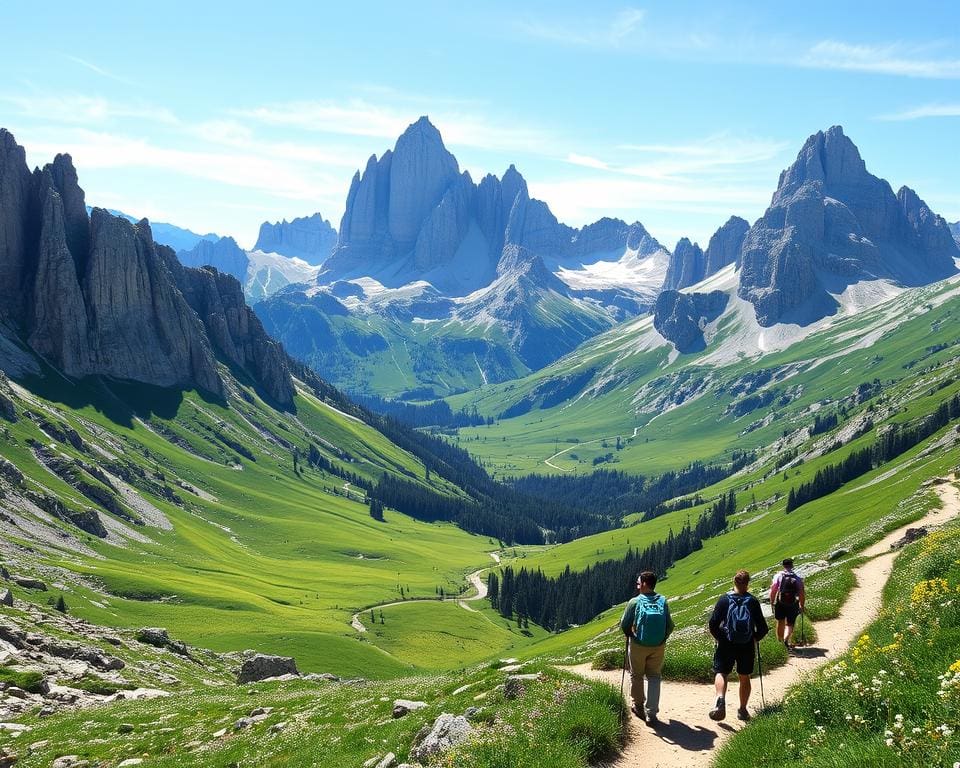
left=737, top=708, right=751, bottom=721
left=709, top=699, right=726, bottom=721
left=630, top=705, right=644, bottom=719
left=784, top=640, right=792, bottom=653
left=646, top=712, right=660, bottom=727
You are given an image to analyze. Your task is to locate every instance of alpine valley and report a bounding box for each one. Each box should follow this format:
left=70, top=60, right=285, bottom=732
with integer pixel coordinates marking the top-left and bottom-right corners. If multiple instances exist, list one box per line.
left=1, top=112, right=960, bottom=768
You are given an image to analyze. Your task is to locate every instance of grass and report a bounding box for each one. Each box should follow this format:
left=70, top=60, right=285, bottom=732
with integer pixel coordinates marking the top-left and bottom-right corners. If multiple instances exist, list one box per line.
left=715, top=520, right=960, bottom=767
left=0, top=374, right=506, bottom=678
left=0, top=661, right=623, bottom=768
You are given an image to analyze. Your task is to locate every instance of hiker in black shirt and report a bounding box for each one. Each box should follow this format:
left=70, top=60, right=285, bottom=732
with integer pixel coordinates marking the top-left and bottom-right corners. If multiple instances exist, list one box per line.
left=707, top=569, right=769, bottom=722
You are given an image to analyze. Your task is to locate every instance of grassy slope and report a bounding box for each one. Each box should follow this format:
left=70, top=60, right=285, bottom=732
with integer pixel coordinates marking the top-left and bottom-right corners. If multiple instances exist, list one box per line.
left=450, top=278, right=960, bottom=476
left=1, top=374, right=502, bottom=678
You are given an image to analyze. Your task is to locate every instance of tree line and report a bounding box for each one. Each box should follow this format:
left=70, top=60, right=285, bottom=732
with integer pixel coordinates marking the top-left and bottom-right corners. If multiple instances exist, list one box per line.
left=786, top=392, right=960, bottom=512
left=487, top=491, right=736, bottom=631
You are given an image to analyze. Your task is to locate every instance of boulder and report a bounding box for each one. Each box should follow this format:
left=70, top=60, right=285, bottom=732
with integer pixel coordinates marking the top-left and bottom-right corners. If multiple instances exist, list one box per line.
left=11, top=578, right=45, bottom=592
left=135, top=627, right=170, bottom=647
left=236, top=654, right=299, bottom=684
left=392, top=699, right=427, bottom=718
left=0, top=590, right=12, bottom=607
left=409, top=713, right=472, bottom=762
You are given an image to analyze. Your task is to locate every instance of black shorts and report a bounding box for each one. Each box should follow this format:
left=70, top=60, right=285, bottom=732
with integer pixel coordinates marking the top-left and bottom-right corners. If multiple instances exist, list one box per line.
left=713, top=641, right=755, bottom=676
left=774, top=602, right=801, bottom=624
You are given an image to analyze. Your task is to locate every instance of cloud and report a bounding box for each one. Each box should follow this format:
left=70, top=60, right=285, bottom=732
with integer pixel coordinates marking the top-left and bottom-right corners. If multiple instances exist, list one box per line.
left=24, top=129, right=342, bottom=203
left=2, top=93, right=178, bottom=126
left=588, top=134, right=790, bottom=181
left=877, top=103, right=960, bottom=121
left=566, top=153, right=610, bottom=170
left=516, top=7, right=645, bottom=48
left=63, top=54, right=137, bottom=86
left=236, top=99, right=557, bottom=155
left=800, top=40, right=960, bottom=79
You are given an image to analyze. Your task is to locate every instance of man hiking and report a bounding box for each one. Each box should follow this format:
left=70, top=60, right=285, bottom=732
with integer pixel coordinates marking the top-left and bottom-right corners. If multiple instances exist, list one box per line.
left=708, top=569, right=769, bottom=721
left=770, top=557, right=805, bottom=651
left=620, top=570, right=674, bottom=725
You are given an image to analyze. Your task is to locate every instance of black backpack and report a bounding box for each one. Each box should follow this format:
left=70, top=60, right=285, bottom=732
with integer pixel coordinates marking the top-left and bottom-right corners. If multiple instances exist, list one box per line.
left=779, top=572, right=800, bottom=605
left=725, top=594, right=753, bottom=644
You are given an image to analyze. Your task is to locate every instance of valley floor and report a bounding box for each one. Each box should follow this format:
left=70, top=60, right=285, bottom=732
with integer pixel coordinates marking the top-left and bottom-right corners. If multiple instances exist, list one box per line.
left=571, top=476, right=960, bottom=767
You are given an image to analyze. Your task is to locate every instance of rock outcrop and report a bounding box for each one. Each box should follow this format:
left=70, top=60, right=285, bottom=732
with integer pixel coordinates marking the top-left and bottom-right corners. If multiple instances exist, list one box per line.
left=662, top=238, right=706, bottom=290
left=704, top=216, right=749, bottom=276
left=653, top=290, right=728, bottom=353
left=950, top=220, right=959, bottom=244
left=177, top=236, right=249, bottom=283
left=738, top=126, right=959, bottom=326
left=236, top=654, right=299, bottom=683
left=168, top=261, right=295, bottom=405
left=0, top=128, right=295, bottom=405
left=253, top=213, right=338, bottom=265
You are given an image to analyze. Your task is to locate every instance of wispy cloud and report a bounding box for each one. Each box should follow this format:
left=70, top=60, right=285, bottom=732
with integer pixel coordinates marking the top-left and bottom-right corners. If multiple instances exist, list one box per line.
left=590, top=134, right=790, bottom=181
left=63, top=54, right=137, bottom=86
left=2, top=93, right=178, bottom=126
left=515, top=7, right=645, bottom=48
left=25, top=129, right=340, bottom=203
left=877, top=103, right=960, bottom=121
left=236, top=98, right=557, bottom=155
left=800, top=40, right=960, bottom=79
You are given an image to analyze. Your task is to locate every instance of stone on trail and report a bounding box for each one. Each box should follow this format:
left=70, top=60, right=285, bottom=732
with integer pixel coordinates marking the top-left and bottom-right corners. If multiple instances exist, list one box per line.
left=409, top=713, right=473, bottom=761
left=363, top=753, right=397, bottom=768
left=0, top=590, right=12, bottom=607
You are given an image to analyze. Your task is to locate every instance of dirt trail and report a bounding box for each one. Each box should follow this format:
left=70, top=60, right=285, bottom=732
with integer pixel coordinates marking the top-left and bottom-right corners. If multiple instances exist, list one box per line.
left=571, top=476, right=960, bottom=768
left=350, top=556, right=497, bottom=631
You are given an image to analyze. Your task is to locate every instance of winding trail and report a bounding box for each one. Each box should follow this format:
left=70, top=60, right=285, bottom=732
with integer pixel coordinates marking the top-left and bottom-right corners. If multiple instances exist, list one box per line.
left=571, top=476, right=960, bottom=768
left=543, top=426, right=642, bottom=472
left=350, top=552, right=500, bottom=632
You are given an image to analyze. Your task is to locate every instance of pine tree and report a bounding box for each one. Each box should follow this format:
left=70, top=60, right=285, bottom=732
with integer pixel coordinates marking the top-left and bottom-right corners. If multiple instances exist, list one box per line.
left=55, top=594, right=67, bottom=613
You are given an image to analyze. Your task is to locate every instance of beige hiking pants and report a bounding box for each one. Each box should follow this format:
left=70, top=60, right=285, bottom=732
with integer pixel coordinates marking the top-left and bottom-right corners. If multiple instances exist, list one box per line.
left=629, top=640, right=665, bottom=715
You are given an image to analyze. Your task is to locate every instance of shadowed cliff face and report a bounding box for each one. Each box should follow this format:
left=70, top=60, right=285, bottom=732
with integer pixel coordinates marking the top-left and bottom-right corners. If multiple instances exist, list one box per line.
left=253, top=213, right=338, bottom=265
left=737, top=126, right=959, bottom=326
left=0, top=128, right=295, bottom=406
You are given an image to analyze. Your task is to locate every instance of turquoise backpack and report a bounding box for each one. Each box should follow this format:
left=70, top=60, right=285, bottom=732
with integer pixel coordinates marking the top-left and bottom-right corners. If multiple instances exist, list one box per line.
left=634, top=594, right=667, bottom=646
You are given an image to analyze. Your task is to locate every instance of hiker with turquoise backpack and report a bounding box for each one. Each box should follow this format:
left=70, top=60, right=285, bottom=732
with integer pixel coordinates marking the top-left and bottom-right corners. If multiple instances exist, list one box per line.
left=619, top=570, right=674, bottom=725
left=707, top=569, right=769, bottom=722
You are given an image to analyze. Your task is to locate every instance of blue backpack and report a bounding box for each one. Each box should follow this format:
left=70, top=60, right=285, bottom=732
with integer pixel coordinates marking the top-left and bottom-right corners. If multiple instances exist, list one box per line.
left=725, top=594, right=753, bottom=644
left=634, top=595, right=667, bottom=646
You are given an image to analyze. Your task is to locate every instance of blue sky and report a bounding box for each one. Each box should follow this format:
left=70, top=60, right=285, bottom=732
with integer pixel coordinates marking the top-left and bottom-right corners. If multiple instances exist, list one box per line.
left=2, top=1, right=958, bottom=250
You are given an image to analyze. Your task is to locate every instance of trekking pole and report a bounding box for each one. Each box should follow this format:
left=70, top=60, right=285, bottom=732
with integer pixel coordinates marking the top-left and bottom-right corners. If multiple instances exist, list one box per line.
left=800, top=610, right=805, bottom=646
left=756, top=640, right=766, bottom=709
left=619, top=635, right=630, bottom=721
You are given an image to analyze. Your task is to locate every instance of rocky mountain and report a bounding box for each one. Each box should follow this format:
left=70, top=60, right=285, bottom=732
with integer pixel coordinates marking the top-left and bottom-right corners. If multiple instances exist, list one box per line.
left=177, top=236, right=250, bottom=284
left=256, top=117, right=670, bottom=397
left=87, top=206, right=220, bottom=253
left=0, top=128, right=294, bottom=405
left=662, top=238, right=704, bottom=290
left=653, top=289, right=728, bottom=353
left=738, top=126, right=958, bottom=326
left=950, top=220, right=959, bottom=244
left=253, top=213, right=338, bottom=265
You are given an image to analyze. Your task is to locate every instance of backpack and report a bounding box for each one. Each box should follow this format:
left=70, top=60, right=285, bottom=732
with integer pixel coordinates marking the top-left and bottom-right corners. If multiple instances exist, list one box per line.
left=634, top=595, right=667, bottom=646
left=779, top=572, right=800, bottom=605
left=725, top=594, right=753, bottom=644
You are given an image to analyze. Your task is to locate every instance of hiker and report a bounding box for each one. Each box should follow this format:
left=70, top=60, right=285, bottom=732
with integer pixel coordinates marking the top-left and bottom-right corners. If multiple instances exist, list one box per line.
left=620, top=570, right=674, bottom=725
left=708, top=569, right=769, bottom=722
left=770, top=557, right=805, bottom=650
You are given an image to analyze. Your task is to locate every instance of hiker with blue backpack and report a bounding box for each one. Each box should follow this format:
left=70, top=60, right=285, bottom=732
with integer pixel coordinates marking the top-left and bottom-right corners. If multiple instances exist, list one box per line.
left=708, top=569, right=769, bottom=722
left=770, top=557, right=805, bottom=651
left=620, top=570, right=674, bottom=725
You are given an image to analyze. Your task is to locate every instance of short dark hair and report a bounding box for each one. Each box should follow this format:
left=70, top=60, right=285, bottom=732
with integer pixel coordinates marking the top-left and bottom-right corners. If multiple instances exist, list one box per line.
left=638, top=571, right=657, bottom=588
left=734, top=569, right=750, bottom=587
left=782, top=558, right=794, bottom=569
